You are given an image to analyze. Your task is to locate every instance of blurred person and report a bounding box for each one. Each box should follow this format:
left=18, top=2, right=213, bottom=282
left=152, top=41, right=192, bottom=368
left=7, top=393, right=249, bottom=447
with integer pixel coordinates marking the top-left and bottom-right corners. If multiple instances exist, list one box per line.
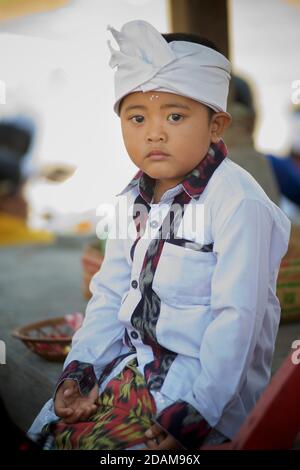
left=225, top=76, right=280, bottom=205
left=267, top=106, right=300, bottom=210
left=0, top=116, right=74, bottom=246
left=225, top=79, right=299, bottom=312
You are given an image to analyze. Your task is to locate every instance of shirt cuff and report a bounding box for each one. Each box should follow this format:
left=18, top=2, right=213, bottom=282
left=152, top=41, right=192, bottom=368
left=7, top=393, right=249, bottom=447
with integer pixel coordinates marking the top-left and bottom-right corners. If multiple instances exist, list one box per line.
left=153, top=400, right=212, bottom=450
left=54, top=360, right=97, bottom=397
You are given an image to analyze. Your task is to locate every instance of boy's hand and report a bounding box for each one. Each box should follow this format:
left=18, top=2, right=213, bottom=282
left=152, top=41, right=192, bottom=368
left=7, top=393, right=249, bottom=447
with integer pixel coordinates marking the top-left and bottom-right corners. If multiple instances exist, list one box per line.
left=142, top=423, right=185, bottom=450
left=54, top=379, right=99, bottom=424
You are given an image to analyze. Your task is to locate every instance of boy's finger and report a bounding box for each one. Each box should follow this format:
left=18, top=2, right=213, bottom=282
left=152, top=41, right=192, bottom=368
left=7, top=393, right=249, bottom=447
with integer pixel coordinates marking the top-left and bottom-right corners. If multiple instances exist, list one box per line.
left=89, top=404, right=98, bottom=414
left=63, top=388, right=73, bottom=398
left=76, top=409, right=92, bottom=422
left=157, top=435, right=182, bottom=450
left=145, top=437, right=162, bottom=449
left=145, top=423, right=166, bottom=438
left=78, top=402, right=99, bottom=421
left=82, top=402, right=98, bottom=416
left=73, top=404, right=92, bottom=421
left=71, top=408, right=82, bottom=420
left=89, top=384, right=99, bottom=400
left=63, top=388, right=79, bottom=400
left=145, top=433, right=165, bottom=447
left=62, top=379, right=77, bottom=390
left=62, top=414, right=79, bottom=424
left=55, top=406, right=74, bottom=418
left=78, top=407, right=95, bottom=422
left=63, top=381, right=79, bottom=394
left=55, top=392, right=71, bottom=413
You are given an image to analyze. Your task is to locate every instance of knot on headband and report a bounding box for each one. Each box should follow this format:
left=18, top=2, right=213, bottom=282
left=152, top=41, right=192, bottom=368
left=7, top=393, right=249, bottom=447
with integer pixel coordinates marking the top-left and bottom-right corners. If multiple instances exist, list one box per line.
left=107, top=20, right=231, bottom=115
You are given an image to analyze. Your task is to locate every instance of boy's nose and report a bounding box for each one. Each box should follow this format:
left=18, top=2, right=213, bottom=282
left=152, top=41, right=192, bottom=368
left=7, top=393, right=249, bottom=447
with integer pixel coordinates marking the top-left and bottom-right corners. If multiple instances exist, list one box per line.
left=146, top=129, right=167, bottom=142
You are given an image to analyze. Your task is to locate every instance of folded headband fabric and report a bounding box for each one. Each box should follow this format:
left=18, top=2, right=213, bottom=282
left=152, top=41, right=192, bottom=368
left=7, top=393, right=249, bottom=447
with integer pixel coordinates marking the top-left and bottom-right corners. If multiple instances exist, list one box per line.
left=107, top=20, right=231, bottom=116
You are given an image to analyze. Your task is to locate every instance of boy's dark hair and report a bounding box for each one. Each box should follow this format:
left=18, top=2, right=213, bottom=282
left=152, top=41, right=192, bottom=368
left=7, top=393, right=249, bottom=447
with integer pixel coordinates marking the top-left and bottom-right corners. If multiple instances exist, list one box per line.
left=162, top=32, right=220, bottom=120
left=161, top=32, right=221, bottom=54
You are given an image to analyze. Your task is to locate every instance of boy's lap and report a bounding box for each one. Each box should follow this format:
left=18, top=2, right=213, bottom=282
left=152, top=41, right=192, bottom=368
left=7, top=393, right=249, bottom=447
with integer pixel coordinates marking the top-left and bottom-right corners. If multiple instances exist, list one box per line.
left=42, top=359, right=156, bottom=450
left=45, top=404, right=152, bottom=450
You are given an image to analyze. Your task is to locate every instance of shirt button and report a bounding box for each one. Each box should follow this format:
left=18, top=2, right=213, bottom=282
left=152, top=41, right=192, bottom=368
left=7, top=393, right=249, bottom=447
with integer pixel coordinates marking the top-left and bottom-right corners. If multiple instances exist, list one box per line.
left=150, top=220, right=159, bottom=228
left=131, top=280, right=138, bottom=289
left=130, top=331, right=139, bottom=339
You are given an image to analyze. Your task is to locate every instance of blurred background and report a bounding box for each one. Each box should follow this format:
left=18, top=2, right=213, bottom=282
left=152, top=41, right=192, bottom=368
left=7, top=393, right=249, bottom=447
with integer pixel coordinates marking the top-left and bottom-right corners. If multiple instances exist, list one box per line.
left=0, top=0, right=299, bottom=231
left=0, top=0, right=300, bottom=451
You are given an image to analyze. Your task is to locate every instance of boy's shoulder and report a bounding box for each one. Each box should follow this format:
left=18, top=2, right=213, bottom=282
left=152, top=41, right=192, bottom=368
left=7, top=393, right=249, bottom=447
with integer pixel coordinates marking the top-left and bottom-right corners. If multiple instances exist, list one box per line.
left=207, top=156, right=272, bottom=206
left=206, top=157, right=290, bottom=246
left=215, top=157, right=269, bottom=196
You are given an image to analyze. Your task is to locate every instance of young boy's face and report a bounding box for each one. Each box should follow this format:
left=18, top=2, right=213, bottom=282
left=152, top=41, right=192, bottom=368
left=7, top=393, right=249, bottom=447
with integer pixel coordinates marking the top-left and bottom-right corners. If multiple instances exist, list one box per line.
left=120, top=91, right=229, bottom=197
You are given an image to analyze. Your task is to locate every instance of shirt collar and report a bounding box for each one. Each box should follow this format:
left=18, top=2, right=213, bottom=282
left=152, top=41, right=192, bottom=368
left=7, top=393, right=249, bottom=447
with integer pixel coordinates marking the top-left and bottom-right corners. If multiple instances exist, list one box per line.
left=116, top=140, right=228, bottom=204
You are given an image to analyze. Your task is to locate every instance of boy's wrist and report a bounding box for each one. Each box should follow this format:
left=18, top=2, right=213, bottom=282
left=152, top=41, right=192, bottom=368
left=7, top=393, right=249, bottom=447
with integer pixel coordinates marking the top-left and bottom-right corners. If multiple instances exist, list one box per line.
left=54, top=360, right=97, bottom=399
left=154, top=399, right=211, bottom=451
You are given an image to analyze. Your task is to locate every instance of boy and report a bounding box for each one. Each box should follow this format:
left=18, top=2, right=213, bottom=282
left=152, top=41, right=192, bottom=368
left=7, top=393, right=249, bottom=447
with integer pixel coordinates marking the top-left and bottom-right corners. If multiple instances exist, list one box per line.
left=29, top=20, right=291, bottom=450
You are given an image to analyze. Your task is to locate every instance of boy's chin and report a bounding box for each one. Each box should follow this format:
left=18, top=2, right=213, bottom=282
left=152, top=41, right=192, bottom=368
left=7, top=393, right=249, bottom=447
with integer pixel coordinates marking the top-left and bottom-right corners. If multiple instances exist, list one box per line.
left=143, top=168, right=172, bottom=180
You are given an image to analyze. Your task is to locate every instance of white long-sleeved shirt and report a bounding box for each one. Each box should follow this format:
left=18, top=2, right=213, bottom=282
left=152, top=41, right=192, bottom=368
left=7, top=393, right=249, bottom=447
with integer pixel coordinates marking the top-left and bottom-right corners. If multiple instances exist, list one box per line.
left=28, top=155, right=291, bottom=446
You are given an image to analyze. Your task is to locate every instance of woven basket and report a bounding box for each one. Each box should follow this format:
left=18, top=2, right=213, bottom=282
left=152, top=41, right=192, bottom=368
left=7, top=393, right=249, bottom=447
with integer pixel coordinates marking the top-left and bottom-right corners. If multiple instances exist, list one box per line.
left=81, top=240, right=104, bottom=300
left=277, top=225, right=300, bottom=323
left=12, top=315, right=82, bottom=362
left=277, top=258, right=300, bottom=323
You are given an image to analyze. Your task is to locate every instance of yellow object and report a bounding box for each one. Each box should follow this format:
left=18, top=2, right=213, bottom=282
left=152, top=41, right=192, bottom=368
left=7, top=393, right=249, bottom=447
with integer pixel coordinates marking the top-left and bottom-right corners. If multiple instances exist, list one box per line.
left=0, top=212, right=55, bottom=246
left=75, top=220, right=92, bottom=234
left=0, top=0, right=69, bottom=21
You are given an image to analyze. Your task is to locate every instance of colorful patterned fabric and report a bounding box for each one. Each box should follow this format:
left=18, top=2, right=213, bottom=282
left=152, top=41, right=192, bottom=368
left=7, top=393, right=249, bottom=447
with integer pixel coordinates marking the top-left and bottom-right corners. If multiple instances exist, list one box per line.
left=43, top=357, right=157, bottom=450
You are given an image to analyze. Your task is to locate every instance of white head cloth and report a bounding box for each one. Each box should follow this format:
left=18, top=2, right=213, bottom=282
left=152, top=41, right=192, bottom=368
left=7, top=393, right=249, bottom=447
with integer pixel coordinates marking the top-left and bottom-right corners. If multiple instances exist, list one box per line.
left=107, top=20, right=231, bottom=116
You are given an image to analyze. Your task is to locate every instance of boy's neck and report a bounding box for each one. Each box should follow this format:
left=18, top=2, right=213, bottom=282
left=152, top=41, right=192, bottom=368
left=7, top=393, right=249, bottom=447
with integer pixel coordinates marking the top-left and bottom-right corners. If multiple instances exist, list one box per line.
left=152, top=178, right=183, bottom=204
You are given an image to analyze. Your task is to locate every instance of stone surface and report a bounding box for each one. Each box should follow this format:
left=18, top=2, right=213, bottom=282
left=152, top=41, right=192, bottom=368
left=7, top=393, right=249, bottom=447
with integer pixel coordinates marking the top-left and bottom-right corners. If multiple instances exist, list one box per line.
left=0, top=238, right=89, bottom=431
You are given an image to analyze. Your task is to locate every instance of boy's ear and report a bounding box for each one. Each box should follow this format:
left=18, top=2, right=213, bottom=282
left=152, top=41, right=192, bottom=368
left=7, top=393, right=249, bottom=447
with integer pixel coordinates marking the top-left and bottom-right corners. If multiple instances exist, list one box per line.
left=210, top=112, right=232, bottom=143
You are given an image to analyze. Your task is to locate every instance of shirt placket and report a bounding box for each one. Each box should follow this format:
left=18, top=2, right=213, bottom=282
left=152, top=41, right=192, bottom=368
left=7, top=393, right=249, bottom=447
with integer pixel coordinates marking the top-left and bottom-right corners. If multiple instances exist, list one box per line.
left=121, top=200, right=172, bottom=369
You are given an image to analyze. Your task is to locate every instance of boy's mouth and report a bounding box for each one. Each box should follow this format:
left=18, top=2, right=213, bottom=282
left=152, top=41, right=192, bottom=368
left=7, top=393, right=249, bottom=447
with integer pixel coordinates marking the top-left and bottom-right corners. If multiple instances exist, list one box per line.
left=146, top=149, right=170, bottom=160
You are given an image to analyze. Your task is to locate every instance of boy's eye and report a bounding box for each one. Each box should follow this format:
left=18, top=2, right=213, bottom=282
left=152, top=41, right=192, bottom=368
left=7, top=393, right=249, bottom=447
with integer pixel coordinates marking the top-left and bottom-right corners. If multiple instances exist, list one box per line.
left=129, top=114, right=183, bottom=124
left=130, top=115, right=144, bottom=124
left=167, top=113, right=183, bottom=122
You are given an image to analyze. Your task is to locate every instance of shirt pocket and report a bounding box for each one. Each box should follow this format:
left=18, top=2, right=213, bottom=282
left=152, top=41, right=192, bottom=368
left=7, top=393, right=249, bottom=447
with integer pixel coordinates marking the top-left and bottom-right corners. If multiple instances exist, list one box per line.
left=152, top=240, right=216, bottom=306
